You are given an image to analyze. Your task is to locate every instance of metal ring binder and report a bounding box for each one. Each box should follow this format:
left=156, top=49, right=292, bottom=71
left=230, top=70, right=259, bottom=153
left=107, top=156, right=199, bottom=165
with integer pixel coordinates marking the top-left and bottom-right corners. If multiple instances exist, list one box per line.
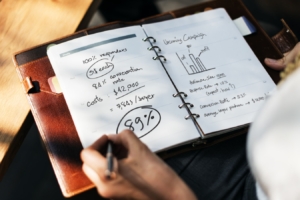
left=147, top=46, right=161, bottom=52
left=178, top=103, right=194, bottom=108
left=143, top=36, right=156, bottom=43
left=173, top=92, right=187, bottom=98
left=185, top=113, right=200, bottom=120
left=153, top=55, right=167, bottom=62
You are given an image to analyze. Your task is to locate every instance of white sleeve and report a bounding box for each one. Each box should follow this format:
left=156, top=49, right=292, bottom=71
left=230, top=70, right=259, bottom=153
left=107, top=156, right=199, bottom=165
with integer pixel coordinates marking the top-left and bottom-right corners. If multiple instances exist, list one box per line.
left=255, top=182, right=268, bottom=200
left=247, top=67, right=300, bottom=200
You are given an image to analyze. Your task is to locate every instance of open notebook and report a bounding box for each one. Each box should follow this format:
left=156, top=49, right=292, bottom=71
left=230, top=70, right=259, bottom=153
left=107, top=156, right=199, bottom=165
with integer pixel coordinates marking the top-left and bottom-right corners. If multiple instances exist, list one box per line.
left=47, top=9, right=275, bottom=152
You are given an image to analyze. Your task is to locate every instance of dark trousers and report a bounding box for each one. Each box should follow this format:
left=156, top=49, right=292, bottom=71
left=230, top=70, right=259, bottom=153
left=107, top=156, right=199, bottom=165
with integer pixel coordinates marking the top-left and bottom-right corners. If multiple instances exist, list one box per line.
left=166, top=134, right=258, bottom=200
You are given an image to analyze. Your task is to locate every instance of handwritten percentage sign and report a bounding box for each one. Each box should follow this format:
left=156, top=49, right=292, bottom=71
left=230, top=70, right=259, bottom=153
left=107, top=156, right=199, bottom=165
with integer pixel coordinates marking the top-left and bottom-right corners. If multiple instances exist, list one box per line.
left=144, top=110, right=155, bottom=126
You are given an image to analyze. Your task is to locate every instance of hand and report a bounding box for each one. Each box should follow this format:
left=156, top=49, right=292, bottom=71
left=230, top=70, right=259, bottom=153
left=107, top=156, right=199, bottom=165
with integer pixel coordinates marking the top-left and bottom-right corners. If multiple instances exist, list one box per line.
left=80, top=129, right=197, bottom=200
left=264, top=42, right=300, bottom=70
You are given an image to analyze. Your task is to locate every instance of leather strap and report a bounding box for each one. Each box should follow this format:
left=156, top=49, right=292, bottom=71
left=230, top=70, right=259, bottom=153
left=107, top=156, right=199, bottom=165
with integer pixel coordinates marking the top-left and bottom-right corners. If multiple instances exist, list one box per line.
left=272, top=19, right=298, bottom=54
left=22, top=77, right=34, bottom=93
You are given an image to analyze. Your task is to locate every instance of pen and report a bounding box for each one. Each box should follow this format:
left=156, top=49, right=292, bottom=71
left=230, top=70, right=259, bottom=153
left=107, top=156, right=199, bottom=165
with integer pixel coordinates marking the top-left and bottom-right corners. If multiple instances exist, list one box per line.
left=105, top=141, right=114, bottom=179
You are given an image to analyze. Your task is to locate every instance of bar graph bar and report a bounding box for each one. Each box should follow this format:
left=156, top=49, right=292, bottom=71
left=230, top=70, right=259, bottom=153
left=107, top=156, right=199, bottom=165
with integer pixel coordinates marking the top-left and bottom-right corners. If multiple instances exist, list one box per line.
left=176, top=52, right=214, bottom=75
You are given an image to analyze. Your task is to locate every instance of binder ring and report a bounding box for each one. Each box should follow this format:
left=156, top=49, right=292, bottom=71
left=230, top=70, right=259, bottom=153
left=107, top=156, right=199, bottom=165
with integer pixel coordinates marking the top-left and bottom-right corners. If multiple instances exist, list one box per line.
left=147, top=46, right=161, bottom=52
left=153, top=55, right=167, bottom=62
left=185, top=113, right=200, bottom=120
left=178, top=103, right=194, bottom=109
left=143, top=36, right=156, bottom=43
left=173, top=92, right=187, bottom=98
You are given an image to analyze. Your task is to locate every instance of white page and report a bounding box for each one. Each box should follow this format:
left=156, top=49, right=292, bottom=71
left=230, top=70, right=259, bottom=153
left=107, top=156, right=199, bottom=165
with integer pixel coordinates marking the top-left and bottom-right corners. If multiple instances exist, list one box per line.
left=143, top=8, right=276, bottom=135
left=47, top=26, right=199, bottom=151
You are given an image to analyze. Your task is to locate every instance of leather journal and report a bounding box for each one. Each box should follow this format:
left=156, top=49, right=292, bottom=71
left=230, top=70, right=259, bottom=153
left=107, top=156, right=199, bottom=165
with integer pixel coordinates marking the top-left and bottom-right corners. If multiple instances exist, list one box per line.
left=13, top=0, right=298, bottom=197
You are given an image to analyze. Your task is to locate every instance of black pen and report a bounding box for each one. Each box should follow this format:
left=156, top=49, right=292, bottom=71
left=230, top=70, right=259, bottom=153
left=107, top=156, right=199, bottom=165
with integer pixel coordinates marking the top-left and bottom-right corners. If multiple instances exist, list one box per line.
left=105, top=141, right=114, bottom=179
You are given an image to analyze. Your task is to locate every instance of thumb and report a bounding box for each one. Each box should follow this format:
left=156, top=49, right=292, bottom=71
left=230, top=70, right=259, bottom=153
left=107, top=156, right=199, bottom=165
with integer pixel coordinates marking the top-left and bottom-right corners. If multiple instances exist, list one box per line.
left=264, top=57, right=286, bottom=70
left=81, top=148, right=119, bottom=182
left=265, top=42, right=300, bottom=70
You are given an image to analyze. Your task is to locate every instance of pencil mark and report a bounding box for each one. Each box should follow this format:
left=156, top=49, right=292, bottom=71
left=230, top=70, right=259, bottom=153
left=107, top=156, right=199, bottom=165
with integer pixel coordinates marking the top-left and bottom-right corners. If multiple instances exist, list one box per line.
left=116, top=106, right=161, bottom=138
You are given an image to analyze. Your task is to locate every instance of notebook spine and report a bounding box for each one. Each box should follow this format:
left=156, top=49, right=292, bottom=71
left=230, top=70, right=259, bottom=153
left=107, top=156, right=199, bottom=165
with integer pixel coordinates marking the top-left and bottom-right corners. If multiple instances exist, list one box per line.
left=143, top=36, right=167, bottom=62
left=147, top=46, right=161, bottom=52
left=173, top=92, right=200, bottom=120
left=143, top=36, right=199, bottom=121
left=143, top=36, right=156, bottom=43
left=173, top=92, right=187, bottom=98
left=178, top=103, right=194, bottom=109
left=185, top=113, right=200, bottom=120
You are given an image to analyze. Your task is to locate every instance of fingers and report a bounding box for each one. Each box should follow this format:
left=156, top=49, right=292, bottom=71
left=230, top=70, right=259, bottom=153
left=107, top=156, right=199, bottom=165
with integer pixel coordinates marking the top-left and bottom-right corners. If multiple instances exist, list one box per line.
left=265, top=42, right=300, bottom=70
left=264, top=57, right=286, bottom=70
left=81, top=148, right=106, bottom=181
left=81, top=130, right=150, bottom=183
left=82, top=163, right=102, bottom=186
left=80, top=135, right=117, bottom=184
left=82, top=154, right=120, bottom=199
left=108, top=129, right=149, bottom=155
left=88, top=134, right=108, bottom=152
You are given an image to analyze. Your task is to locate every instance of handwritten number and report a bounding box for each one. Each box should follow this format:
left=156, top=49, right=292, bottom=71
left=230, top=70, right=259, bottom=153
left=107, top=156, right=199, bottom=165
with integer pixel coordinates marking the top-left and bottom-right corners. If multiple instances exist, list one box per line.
left=135, top=117, right=144, bottom=131
left=124, top=117, right=145, bottom=131
left=124, top=119, right=134, bottom=131
left=92, top=82, right=102, bottom=89
left=116, top=100, right=133, bottom=110
left=117, top=104, right=122, bottom=110
left=113, top=82, right=139, bottom=96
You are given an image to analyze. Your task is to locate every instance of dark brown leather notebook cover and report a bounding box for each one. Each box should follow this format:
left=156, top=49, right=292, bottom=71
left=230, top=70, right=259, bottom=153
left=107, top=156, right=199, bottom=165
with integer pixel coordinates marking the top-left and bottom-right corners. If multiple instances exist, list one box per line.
left=13, top=0, right=296, bottom=197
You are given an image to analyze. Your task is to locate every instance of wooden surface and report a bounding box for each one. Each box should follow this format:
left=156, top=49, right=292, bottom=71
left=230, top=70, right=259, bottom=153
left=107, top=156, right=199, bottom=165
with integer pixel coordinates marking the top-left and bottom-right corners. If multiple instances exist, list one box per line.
left=0, top=0, right=96, bottom=178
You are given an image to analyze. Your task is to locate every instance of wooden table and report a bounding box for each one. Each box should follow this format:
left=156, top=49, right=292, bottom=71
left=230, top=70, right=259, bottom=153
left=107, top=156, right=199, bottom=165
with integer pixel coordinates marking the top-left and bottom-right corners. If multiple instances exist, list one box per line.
left=0, top=0, right=100, bottom=178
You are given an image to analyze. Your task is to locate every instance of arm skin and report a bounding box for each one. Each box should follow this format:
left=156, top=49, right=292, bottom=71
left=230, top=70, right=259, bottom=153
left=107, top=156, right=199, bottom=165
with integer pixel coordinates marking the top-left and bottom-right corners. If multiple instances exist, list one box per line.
left=81, top=129, right=197, bottom=200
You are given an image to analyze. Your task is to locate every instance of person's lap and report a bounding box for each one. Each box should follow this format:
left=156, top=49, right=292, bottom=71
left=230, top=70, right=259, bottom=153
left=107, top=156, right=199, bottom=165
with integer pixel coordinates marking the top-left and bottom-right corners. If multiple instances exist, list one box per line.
left=165, top=134, right=258, bottom=200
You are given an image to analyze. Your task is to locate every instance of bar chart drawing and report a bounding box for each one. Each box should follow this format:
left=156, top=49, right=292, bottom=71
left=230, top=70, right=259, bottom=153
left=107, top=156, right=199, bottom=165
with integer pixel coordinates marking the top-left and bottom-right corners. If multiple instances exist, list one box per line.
left=176, top=52, right=215, bottom=75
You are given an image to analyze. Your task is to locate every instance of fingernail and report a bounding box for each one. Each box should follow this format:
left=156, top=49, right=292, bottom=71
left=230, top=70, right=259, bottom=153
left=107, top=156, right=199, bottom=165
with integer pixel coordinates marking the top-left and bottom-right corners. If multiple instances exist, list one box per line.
left=265, top=58, right=277, bottom=63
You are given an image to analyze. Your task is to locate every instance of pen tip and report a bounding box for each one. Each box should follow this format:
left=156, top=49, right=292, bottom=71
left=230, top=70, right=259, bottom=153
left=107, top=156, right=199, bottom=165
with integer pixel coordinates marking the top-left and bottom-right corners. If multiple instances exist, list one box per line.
left=105, top=170, right=111, bottom=179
